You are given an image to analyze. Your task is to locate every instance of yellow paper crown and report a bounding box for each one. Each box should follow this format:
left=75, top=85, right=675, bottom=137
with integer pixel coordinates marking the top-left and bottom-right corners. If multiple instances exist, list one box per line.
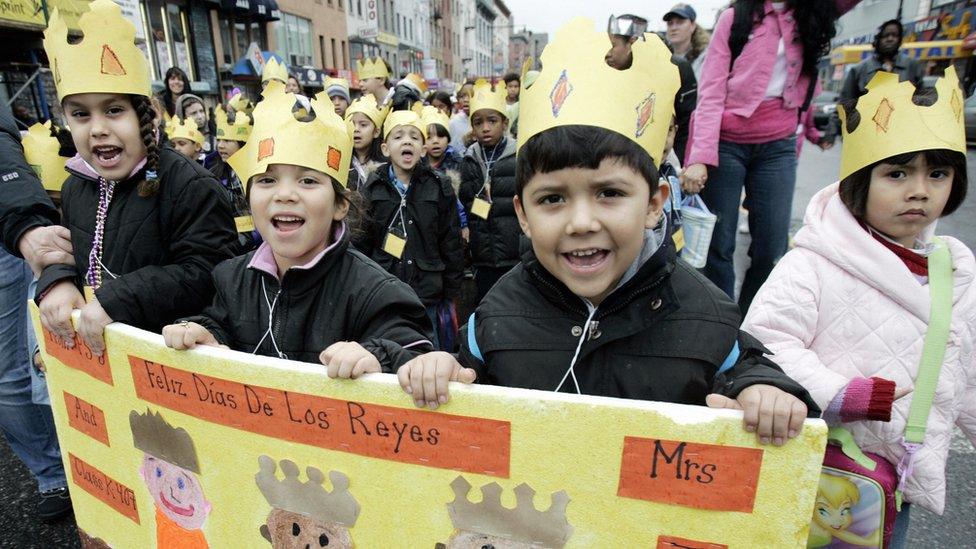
left=214, top=105, right=252, bottom=142
left=469, top=78, right=508, bottom=119
left=345, top=94, right=390, bottom=129
left=356, top=57, right=390, bottom=80
left=517, top=18, right=679, bottom=166
left=22, top=122, right=69, bottom=192
left=323, top=77, right=350, bottom=95
left=838, top=66, right=966, bottom=181
left=400, top=73, right=428, bottom=94
left=43, top=0, right=150, bottom=101
left=227, top=92, right=253, bottom=115
left=228, top=81, right=352, bottom=187
left=262, top=58, right=289, bottom=84
left=420, top=105, right=451, bottom=132
left=166, top=117, right=204, bottom=145
left=383, top=110, right=427, bottom=140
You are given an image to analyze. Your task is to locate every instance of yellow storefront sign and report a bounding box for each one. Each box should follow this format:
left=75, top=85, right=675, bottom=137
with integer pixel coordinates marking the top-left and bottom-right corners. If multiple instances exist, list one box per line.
left=831, top=40, right=974, bottom=65
left=31, top=307, right=828, bottom=547
left=0, top=0, right=90, bottom=32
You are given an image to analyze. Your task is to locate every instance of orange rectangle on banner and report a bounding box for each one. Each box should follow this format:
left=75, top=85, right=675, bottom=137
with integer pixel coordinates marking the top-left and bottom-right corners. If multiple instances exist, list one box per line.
left=69, top=453, right=139, bottom=524
left=657, top=535, right=728, bottom=549
left=618, top=437, right=763, bottom=512
left=129, top=356, right=511, bottom=477
left=63, top=391, right=110, bottom=446
left=43, top=327, right=113, bottom=385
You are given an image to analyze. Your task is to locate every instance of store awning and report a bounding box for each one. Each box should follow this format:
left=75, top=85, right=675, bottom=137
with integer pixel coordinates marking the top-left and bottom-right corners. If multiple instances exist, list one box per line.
left=296, top=66, right=328, bottom=88
left=231, top=51, right=285, bottom=78
left=830, top=40, right=975, bottom=65
left=250, top=0, right=280, bottom=21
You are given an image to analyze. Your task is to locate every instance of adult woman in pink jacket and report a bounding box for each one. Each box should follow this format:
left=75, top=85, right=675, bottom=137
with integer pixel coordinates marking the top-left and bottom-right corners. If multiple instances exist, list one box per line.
left=683, top=0, right=857, bottom=312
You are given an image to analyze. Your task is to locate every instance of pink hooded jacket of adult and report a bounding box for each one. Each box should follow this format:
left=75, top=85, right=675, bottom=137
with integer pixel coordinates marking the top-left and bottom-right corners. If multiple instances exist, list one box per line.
left=743, top=183, right=976, bottom=514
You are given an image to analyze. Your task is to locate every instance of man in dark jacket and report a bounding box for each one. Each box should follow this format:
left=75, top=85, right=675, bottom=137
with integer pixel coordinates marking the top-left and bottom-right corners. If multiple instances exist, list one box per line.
left=0, top=101, right=71, bottom=522
left=840, top=19, right=924, bottom=103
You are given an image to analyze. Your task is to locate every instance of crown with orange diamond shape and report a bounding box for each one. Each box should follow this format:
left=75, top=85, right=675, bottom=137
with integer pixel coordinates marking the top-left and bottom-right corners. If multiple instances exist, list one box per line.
left=517, top=17, right=679, bottom=167
left=228, top=81, right=352, bottom=187
left=838, top=66, right=966, bottom=181
left=44, top=0, right=151, bottom=101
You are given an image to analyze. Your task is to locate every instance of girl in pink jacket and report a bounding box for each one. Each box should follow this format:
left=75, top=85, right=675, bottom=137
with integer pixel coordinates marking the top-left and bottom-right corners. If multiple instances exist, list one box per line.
left=743, top=70, right=975, bottom=545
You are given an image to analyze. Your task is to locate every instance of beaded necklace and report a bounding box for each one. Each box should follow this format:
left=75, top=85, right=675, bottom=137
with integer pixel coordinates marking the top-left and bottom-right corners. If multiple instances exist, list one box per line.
left=86, top=177, right=117, bottom=289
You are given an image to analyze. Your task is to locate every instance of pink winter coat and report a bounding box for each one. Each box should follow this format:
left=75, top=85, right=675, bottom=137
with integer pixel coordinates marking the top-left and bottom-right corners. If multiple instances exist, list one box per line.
left=743, top=183, right=976, bottom=514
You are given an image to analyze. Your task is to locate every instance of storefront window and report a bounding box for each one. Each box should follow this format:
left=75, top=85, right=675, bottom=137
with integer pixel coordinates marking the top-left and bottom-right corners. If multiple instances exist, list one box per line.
left=218, top=14, right=234, bottom=65
left=145, top=0, right=195, bottom=80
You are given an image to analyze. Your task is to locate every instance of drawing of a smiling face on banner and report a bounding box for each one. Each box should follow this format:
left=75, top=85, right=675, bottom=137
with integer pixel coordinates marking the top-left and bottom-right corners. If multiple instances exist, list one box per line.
left=140, top=454, right=212, bottom=530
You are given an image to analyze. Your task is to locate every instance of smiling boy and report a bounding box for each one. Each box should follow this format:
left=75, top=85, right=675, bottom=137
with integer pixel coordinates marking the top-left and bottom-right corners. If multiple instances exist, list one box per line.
left=398, top=18, right=818, bottom=446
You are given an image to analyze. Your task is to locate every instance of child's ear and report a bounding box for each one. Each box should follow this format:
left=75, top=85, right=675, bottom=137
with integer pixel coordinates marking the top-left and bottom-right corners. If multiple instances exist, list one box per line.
left=380, top=141, right=390, bottom=158
left=645, top=179, right=670, bottom=230
left=333, top=189, right=351, bottom=221
left=372, top=126, right=381, bottom=139
left=514, top=194, right=531, bottom=238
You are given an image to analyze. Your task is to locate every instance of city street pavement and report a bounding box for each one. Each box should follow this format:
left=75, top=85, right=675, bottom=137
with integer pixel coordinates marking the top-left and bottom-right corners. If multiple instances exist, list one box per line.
left=0, top=146, right=973, bottom=547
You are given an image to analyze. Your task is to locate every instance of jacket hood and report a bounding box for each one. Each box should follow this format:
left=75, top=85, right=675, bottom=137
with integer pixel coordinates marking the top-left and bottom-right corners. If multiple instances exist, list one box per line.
left=793, top=183, right=975, bottom=319
left=465, top=136, right=517, bottom=163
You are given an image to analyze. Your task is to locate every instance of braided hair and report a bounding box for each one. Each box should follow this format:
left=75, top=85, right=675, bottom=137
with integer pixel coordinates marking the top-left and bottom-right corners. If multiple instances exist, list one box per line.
left=131, top=95, right=160, bottom=197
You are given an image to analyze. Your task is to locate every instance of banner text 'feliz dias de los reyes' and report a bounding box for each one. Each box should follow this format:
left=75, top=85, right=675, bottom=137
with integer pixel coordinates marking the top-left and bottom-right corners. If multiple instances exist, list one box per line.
left=32, top=307, right=827, bottom=548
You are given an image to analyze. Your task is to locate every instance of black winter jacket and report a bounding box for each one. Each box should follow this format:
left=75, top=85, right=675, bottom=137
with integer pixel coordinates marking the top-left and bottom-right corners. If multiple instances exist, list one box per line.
left=185, top=228, right=434, bottom=370
left=357, top=163, right=464, bottom=304
left=459, top=137, right=521, bottom=268
left=460, top=240, right=819, bottom=412
left=0, top=102, right=60, bottom=254
left=36, top=147, right=239, bottom=332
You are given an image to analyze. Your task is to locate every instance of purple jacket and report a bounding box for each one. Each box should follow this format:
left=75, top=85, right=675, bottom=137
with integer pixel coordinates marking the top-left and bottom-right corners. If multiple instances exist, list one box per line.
left=687, top=0, right=859, bottom=167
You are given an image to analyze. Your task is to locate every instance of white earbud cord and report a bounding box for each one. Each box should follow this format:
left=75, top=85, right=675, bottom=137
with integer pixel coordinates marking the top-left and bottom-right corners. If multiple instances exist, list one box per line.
left=554, top=308, right=596, bottom=395
left=253, top=278, right=285, bottom=359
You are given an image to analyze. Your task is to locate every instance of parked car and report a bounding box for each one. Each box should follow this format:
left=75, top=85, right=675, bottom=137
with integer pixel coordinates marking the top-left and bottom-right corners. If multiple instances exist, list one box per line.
left=965, top=93, right=976, bottom=145
left=811, top=91, right=839, bottom=132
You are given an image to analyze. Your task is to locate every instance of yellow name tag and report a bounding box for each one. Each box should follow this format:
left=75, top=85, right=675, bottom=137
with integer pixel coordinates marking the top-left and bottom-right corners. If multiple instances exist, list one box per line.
left=471, top=197, right=492, bottom=219
left=235, top=215, right=255, bottom=233
left=83, top=285, right=96, bottom=303
left=383, top=232, right=407, bottom=259
left=672, top=227, right=685, bottom=251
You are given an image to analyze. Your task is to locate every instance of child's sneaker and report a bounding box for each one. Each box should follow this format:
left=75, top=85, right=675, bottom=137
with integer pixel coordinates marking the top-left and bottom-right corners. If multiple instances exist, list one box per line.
left=38, top=486, right=72, bottom=523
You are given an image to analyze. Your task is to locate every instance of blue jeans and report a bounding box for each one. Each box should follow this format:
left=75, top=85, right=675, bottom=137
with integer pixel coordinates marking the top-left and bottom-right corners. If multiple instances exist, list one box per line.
left=889, top=503, right=911, bottom=548
left=0, top=247, right=65, bottom=492
left=700, top=137, right=797, bottom=315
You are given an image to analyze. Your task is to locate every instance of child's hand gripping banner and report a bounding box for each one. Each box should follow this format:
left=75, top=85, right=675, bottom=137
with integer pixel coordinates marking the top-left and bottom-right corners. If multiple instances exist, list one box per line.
left=31, top=306, right=827, bottom=548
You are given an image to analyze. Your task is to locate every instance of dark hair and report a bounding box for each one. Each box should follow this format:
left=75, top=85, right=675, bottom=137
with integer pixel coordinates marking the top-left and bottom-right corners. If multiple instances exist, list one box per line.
left=430, top=91, right=453, bottom=109
left=872, top=19, right=903, bottom=53
left=427, top=123, right=450, bottom=139
left=131, top=95, right=160, bottom=197
left=839, top=149, right=968, bottom=218
left=503, top=72, right=520, bottom=85
left=729, top=0, right=838, bottom=78
left=516, top=125, right=659, bottom=197
left=161, top=67, right=190, bottom=117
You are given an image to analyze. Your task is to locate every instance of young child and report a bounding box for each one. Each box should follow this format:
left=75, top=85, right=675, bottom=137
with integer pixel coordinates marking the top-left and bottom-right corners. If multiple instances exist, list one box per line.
left=36, top=0, right=238, bottom=355
left=344, top=94, right=388, bottom=191
left=162, top=82, right=433, bottom=374
left=422, top=106, right=464, bottom=185
left=397, top=19, right=815, bottom=447
left=175, top=93, right=214, bottom=162
left=165, top=116, right=204, bottom=161
left=742, top=69, right=975, bottom=536
left=356, top=57, right=392, bottom=105
left=458, top=79, right=518, bottom=301
left=321, top=77, right=351, bottom=118
left=357, top=110, right=464, bottom=351
left=209, top=104, right=260, bottom=252
left=448, top=81, right=474, bottom=151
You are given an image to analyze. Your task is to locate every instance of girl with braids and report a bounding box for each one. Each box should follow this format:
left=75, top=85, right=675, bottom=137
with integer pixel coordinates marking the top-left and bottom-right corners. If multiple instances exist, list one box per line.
left=36, top=0, right=238, bottom=356
left=682, top=0, right=858, bottom=314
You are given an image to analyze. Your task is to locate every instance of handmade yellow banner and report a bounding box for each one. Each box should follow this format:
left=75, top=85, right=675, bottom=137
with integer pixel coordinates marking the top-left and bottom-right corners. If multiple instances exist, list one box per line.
left=31, top=308, right=827, bottom=548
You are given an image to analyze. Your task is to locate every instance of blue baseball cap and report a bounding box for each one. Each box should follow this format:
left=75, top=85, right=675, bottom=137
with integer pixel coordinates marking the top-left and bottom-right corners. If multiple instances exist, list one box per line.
left=663, top=3, right=697, bottom=22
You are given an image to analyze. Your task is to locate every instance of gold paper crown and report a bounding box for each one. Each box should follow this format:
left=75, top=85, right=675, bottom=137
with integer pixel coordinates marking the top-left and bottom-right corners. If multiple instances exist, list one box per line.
left=165, top=116, right=204, bottom=145
left=447, top=476, right=573, bottom=547
left=469, top=78, right=508, bottom=119
left=383, top=110, right=426, bottom=140
left=400, top=73, right=428, bottom=94
left=23, top=122, right=69, bottom=192
left=227, top=92, right=254, bottom=115
left=44, top=0, right=151, bottom=101
left=262, top=58, right=289, bottom=84
left=838, top=66, right=967, bottom=181
left=129, top=409, right=200, bottom=474
left=323, top=77, right=350, bottom=96
left=356, top=57, right=390, bottom=80
left=420, top=105, right=451, bottom=132
left=228, top=81, right=352, bottom=187
left=214, top=104, right=252, bottom=142
left=255, top=456, right=360, bottom=527
left=345, top=94, right=391, bottom=129
left=517, top=18, right=679, bottom=166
